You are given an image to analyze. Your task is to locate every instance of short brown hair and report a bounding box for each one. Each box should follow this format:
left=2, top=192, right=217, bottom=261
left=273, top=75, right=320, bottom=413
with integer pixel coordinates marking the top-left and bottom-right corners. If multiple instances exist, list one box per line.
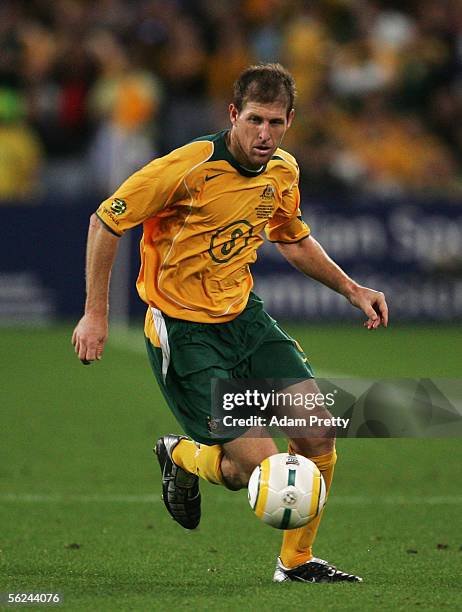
left=233, top=63, right=296, bottom=118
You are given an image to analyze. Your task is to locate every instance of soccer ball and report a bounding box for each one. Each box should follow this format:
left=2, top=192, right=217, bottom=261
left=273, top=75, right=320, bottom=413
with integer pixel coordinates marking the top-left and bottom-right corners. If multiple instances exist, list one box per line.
left=247, top=453, right=326, bottom=530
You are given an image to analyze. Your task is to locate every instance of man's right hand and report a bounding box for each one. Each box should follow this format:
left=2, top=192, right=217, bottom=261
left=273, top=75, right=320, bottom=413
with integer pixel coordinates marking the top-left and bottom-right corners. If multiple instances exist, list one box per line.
left=72, top=313, right=108, bottom=364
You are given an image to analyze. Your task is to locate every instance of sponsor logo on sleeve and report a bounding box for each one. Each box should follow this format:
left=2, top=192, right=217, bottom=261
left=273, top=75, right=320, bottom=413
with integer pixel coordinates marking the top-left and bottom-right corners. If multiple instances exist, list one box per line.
left=110, top=198, right=127, bottom=215
left=100, top=207, right=119, bottom=225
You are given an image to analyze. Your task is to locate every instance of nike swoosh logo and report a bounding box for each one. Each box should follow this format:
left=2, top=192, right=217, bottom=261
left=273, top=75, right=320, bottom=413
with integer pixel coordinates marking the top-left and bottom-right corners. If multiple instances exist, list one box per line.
left=205, top=173, right=225, bottom=182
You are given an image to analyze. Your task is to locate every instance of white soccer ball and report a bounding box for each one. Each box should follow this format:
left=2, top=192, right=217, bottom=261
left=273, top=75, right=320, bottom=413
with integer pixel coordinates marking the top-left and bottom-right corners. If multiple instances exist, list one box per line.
left=247, top=452, right=326, bottom=530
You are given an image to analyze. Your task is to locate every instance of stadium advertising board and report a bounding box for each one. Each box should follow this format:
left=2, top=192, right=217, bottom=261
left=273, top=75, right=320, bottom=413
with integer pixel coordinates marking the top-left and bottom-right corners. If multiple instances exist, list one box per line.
left=1, top=198, right=461, bottom=322
left=254, top=199, right=462, bottom=321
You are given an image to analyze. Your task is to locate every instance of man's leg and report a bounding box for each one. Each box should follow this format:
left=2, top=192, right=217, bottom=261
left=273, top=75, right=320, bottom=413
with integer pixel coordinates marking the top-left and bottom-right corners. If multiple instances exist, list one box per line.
left=167, top=373, right=342, bottom=572
left=246, top=334, right=339, bottom=560
left=266, top=380, right=361, bottom=582
left=158, top=412, right=361, bottom=582
left=171, top=426, right=276, bottom=491
left=279, top=436, right=337, bottom=568
left=171, top=438, right=225, bottom=485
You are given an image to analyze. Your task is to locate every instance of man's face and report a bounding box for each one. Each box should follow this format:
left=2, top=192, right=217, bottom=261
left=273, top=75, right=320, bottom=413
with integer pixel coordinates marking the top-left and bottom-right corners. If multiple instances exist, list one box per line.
left=228, top=100, right=294, bottom=169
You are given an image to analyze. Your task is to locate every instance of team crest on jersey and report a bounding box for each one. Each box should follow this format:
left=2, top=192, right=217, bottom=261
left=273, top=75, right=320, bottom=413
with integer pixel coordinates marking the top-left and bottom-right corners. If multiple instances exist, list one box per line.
left=260, top=184, right=275, bottom=201
left=110, top=198, right=127, bottom=215
left=209, top=220, right=253, bottom=263
left=256, top=184, right=276, bottom=219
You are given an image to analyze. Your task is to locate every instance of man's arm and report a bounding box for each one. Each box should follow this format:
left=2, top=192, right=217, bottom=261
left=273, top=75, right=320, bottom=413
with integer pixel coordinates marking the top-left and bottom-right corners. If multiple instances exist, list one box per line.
left=72, top=214, right=120, bottom=362
left=276, top=236, right=388, bottom=329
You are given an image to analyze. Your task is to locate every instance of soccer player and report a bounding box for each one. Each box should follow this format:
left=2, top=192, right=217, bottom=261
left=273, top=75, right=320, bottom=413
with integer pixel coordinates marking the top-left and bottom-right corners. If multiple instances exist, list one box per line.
left=72, top=63, right=388, bottom=583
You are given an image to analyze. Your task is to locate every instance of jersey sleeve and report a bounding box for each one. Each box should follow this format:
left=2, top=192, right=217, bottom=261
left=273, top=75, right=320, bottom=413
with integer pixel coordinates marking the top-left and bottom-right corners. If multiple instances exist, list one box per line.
left=95, top=141, right=213, bottom=235
left=265, top=178, right=310, bottom=243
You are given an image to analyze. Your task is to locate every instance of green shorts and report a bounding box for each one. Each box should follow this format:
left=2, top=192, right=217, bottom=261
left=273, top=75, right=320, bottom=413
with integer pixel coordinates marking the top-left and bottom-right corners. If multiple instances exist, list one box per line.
left=145, top=292, right=314, bottom=445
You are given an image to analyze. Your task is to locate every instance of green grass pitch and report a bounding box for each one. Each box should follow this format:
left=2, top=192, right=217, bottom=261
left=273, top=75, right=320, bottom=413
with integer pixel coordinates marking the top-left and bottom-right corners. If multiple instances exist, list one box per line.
left=1, top=324, right=461, bottom=611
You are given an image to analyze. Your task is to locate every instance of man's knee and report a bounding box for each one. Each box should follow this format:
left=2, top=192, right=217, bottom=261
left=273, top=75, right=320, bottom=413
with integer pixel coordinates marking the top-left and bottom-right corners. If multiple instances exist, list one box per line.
left=295, top=404, right=337, bottom=456
left=289, top=405, right=336, bottom=456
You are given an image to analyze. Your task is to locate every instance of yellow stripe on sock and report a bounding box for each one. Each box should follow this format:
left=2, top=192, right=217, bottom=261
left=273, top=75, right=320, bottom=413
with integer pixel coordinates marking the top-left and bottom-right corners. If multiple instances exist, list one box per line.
left=254, top=458, right=270, bottom=518
left=308, top=469, right=321, bottom=521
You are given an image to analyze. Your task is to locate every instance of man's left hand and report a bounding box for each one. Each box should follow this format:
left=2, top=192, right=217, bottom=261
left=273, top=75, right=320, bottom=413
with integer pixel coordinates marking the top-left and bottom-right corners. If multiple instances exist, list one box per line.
left=346, top=285, right=389, bottom=329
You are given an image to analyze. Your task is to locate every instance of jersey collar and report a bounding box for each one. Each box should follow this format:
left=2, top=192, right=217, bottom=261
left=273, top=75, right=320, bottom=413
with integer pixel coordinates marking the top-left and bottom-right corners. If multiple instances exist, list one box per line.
left=220, top=130, right=267, bottom=178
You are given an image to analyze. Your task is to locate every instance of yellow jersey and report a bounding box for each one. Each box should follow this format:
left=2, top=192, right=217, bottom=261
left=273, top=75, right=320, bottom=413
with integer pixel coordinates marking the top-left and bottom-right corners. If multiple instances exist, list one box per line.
left=96, top=130, right=310, bottom=324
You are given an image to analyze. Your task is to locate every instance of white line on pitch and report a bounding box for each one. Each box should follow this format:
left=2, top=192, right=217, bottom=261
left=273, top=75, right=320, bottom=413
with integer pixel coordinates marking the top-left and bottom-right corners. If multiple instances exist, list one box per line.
left=1, top=493, right=461, bottom=505
left=0, top=493, right=160, bottom=503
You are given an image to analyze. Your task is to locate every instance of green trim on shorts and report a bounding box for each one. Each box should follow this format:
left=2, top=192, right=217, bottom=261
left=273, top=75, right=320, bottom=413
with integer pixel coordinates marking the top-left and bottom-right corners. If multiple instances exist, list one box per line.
left=145, top=292, right=314, bottom=445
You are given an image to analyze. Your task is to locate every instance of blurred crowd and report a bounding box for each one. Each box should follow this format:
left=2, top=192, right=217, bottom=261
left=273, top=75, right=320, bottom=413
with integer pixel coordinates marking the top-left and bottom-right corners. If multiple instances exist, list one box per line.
left=1, top=0, right=462, bottom=201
